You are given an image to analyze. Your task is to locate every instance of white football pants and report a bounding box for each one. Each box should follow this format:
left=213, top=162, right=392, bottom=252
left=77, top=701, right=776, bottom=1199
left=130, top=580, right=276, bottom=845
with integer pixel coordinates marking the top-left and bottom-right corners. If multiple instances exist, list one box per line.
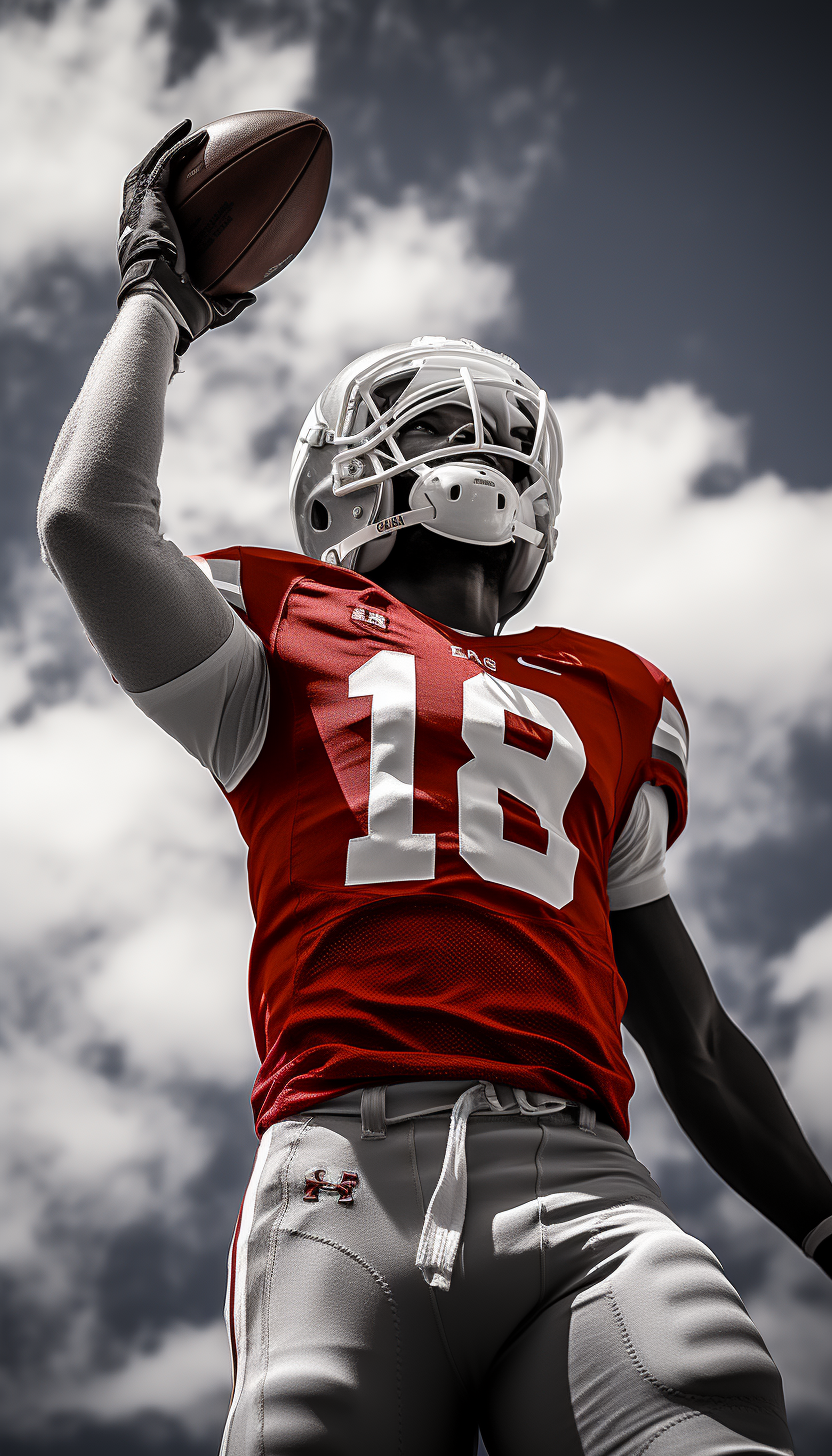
left=220, top=1083, right=793, bottom=1456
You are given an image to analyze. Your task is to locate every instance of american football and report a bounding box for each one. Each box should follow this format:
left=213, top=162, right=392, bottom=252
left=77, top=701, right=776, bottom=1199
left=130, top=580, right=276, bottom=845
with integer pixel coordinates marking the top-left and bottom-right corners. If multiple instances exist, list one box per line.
left=167, top=109, right=332, bottom=296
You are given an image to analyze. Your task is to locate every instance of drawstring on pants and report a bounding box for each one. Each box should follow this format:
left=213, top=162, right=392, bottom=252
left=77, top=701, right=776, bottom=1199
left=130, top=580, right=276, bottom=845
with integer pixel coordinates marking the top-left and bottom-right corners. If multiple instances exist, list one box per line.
left=407, top=1082, right=595, bottom=1291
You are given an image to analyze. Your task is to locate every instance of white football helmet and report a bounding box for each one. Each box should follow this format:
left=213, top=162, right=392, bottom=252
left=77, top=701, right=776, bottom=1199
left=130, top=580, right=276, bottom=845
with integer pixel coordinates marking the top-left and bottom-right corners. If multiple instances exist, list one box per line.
left=289, top=336, right=563, bottom=625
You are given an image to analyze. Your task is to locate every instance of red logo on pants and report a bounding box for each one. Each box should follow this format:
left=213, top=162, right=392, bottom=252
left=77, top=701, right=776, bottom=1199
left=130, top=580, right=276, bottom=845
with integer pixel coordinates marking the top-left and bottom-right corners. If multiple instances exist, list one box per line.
left=303, top=1169, right=359, bottom=1205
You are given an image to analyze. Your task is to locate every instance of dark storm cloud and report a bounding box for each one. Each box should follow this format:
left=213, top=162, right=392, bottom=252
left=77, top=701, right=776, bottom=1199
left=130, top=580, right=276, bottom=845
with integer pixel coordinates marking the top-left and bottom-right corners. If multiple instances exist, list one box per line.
left=0, top=1419, right=219, bottom=1456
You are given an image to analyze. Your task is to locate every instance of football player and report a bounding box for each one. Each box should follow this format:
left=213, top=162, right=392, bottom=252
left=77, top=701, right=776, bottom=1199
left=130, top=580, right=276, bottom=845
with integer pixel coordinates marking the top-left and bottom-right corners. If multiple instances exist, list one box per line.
left=38, top=124, right=832, bottom=1456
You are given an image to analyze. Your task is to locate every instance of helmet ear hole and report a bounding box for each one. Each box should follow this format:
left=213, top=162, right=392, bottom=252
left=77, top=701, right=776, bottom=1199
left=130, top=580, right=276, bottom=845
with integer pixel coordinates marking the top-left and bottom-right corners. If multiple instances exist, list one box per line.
left=497, top=493, right=506, bottom=510
left=310, top=500, right=330, bottom=531
left=449, top=483, right=461, bottom=501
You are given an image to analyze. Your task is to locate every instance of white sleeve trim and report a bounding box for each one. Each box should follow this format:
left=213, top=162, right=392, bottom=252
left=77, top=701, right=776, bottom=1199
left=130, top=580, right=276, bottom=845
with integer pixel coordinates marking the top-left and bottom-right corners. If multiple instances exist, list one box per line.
left=607, top=783, right=670, bottom=911
left=127, top=612, right=270, bottom=791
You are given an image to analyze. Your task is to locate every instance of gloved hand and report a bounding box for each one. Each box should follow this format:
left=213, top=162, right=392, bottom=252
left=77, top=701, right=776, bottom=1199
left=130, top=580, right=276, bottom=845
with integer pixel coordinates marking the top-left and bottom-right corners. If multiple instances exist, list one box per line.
left=117, top=119, right=255, bottom=354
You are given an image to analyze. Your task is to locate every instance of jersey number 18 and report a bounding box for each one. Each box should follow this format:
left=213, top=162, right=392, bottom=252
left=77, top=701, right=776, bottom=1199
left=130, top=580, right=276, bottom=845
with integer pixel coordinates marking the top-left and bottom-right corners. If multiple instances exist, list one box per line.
left=344, top=651, right=586, bottom=911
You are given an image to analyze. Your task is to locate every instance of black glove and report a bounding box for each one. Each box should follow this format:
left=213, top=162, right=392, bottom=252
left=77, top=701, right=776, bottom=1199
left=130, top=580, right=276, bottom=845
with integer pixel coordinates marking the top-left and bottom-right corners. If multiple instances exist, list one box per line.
left=117, top=119, right=255, bottom=355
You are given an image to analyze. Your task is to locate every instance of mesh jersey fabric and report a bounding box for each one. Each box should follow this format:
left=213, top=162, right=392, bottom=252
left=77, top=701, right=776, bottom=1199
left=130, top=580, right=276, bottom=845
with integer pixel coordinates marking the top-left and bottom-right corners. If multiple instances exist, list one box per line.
left=202, top=547, right=688, bottom=1139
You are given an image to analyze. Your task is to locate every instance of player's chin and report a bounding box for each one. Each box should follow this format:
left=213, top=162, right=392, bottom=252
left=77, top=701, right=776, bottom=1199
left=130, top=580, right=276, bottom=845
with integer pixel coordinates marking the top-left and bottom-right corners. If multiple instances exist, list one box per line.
left=365, top=524, right=514, bottom=588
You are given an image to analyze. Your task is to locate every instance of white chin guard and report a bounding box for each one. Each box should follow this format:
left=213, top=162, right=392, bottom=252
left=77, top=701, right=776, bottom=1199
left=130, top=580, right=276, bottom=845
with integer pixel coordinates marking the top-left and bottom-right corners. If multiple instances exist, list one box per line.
left=323, top=461, right=544, bottom=566
left=409, top=462, right=544, bottom=549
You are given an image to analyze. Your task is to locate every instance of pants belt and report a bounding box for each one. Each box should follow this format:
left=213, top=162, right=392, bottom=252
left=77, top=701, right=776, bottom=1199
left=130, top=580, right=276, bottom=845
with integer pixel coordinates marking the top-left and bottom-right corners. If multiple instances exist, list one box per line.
left=311, top=1079, right=597, bottom=1292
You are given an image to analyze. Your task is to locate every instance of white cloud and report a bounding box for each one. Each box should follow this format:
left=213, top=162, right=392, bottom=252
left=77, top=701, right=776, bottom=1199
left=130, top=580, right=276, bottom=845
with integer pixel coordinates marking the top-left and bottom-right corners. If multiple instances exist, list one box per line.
left=87, top=910, right=257, bottom=1083
left=0, top=565, right=256, bottom=1279
left=0, top=1037, right=211, bottom=1265
left=0, top=0, right=314, bottom=286
left=59, top=1319, right=230, bottom=1434
left=518, top=386, right=832, bottom=712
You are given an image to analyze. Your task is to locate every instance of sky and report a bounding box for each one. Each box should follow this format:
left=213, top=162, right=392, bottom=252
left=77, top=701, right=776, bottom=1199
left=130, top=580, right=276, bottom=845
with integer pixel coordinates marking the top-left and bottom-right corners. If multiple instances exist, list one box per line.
left=0, top=0, right=830, bottom=1452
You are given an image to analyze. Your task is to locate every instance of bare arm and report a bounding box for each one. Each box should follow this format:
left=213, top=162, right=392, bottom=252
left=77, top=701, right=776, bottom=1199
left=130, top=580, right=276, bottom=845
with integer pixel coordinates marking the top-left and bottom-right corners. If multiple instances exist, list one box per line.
left=611, top=895, right=832, bottom=1278
left=37, top=294, right=233, bottom=692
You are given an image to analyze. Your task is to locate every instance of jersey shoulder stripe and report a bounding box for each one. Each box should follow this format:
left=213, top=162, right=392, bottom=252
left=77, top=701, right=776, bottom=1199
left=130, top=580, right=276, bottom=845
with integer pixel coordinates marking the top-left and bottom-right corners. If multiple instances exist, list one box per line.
left=193, top=553, right=247, bottom=612
left=652, top=696, right=689, bottom=783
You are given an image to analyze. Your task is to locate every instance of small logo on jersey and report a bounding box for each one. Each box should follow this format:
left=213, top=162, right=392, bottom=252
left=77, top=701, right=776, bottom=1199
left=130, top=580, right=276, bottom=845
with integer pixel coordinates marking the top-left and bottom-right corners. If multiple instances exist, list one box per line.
left=519, top=652, right=582, bottom=674
left=352, top=605, right=389, bottom=631
left=450, top=645, right=496, bottom=672
left=303, top=1169, right=359, bottom=1205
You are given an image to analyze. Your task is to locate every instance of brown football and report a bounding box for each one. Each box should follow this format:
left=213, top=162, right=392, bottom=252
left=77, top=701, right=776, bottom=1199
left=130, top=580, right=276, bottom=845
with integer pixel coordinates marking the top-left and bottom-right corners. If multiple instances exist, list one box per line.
left=167, top=110, right=332, bottom=297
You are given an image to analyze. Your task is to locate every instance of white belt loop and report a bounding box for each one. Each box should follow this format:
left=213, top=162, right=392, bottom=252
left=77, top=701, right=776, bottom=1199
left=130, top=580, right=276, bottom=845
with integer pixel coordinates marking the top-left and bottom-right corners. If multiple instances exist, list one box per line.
left=578, top=1103, right=597, bottom=1134
left=512, top=1087, right=568, bottom=1116
left=360, top=1085, right=387, bottom=1140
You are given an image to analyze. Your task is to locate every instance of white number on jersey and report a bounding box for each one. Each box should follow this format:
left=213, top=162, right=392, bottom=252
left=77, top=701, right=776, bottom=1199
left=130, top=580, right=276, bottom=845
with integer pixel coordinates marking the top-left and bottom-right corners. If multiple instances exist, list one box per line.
left=458, top=672, right=586, bottom=909
left=346, top=651, right=437, bottom=884
left=345, top=651, right=586, bottom=908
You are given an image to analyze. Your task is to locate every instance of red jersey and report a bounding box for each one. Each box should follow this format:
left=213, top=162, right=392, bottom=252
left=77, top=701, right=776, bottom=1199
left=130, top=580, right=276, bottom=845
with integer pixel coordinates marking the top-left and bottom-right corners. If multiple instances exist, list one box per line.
left=205, top=548, right=688, bottom=1138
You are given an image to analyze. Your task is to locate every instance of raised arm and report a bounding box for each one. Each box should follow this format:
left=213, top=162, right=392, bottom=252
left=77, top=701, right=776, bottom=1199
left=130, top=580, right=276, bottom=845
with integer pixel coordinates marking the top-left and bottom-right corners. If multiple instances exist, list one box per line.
left=38, top=293, right=233, bottom=691
left=37, top=123, right=268, bottom=790
left=611, top=894, right=832, bottom=1278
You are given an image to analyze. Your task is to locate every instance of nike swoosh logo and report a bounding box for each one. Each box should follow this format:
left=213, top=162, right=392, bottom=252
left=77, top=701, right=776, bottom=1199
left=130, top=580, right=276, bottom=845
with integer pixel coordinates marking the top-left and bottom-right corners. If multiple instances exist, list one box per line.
left=518, top=656, right=561, bottom=676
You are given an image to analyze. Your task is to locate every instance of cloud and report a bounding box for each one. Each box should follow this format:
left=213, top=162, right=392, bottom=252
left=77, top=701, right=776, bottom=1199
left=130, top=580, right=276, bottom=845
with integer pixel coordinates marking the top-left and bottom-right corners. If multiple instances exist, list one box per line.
left=524, top=386, right=832, bottom=712
left=770, top=913, right=832, bottom=1150
left=742, top=1243, right=832, bottom=1430
left=0, top=0, right=314, bottom=288
left=58, top=1320, right=230, bottom=1434
left=449, top=65, right=566, bottom=237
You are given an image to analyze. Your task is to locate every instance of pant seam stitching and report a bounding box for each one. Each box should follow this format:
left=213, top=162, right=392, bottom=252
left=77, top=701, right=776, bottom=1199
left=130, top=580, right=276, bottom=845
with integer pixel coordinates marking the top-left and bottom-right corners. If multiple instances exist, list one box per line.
left=606, top=1289, right=787, bottom=1418
left=632, top=1409, right=702, bottom=1456
left=278, top=1226, right=404, bottom=1456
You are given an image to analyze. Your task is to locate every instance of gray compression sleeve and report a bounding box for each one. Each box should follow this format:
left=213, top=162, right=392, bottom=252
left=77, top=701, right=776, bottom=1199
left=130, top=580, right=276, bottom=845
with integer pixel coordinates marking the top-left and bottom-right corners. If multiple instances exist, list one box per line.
left=127, top=610, right=270, bottom=791
left=37, top=295, right=233, bottom=693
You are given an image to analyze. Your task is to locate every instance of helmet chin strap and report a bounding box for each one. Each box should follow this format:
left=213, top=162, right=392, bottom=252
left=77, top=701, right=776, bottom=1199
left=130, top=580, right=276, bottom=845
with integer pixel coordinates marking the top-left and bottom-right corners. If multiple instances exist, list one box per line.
left=323, top=506, right=543, bottom=567
left=324, top=459, right=545, bottom=567
left=324, top=505, right=436, bottom=565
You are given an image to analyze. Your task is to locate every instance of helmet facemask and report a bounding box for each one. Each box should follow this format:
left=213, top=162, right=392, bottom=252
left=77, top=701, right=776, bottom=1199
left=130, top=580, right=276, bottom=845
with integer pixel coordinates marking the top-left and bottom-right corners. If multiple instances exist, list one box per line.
left=290, top=338, right=562, bottom=627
